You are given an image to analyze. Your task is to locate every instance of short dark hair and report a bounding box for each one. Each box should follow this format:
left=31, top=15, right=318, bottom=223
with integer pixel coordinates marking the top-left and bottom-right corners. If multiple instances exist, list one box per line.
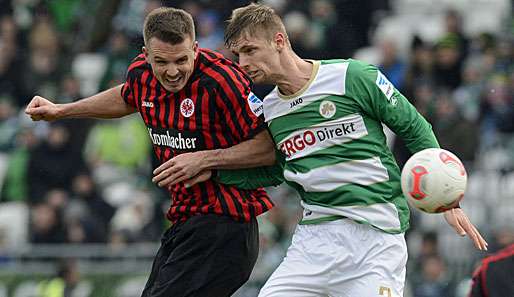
left=224, top=3, right=287, bottom=48
left=143, top=7, right=195, bottom=46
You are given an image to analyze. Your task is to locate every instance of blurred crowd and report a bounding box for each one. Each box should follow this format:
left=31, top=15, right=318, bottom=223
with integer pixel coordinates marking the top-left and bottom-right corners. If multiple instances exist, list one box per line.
left=0, top=0, right=513, bottom=296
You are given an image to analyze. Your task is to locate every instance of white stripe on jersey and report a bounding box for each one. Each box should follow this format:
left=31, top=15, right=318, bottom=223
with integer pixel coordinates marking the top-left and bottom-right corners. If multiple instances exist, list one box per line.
left=284, top=157, right=389, bottom=192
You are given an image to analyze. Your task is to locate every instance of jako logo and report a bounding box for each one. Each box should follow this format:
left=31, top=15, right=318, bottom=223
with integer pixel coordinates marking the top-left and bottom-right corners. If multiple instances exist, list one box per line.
left=142, top=101, right=154, bottom=108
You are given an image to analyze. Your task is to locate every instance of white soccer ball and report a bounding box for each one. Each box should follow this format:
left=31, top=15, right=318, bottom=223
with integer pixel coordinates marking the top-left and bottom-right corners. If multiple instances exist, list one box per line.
left=400, top=148, right=467, bottom=213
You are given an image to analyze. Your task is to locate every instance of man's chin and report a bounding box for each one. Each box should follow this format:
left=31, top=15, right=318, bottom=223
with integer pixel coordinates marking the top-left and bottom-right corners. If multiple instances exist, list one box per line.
left=163, top=83, right=185, bottom=93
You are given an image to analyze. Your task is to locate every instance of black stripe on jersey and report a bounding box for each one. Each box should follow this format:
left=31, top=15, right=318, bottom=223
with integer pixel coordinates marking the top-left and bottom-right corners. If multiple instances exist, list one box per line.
left=212, top=63, right=254, bottom=130
left=242, top=189, right=257, bottom=219
left=203, top=85, right=222, bottom=148
left=214, top=183, right=230, bottom=216
left=153, top=81, right=167, bottom=163
left=182, top=85, right=194, bottom=215
left=193, top=84, right=211, bottom=206
left=171, top=92, right=180, bottom=137
left=226, top=187, right=245, bottom=221
left=221, top=66, right=257, bottom=133
left=256, top=192, right=269, bottom=214
left=135, top=72, right=144, bottom=115
left=153, top=80, right=163, bottom=129
left=144, top=73, right=154, bottom=125
left=199, top=61, right=247, bottom=140
left=202, top=51, right=256, bottom=133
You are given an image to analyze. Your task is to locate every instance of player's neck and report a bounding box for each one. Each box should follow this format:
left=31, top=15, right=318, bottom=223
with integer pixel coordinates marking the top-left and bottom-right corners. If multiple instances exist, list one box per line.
left=276, top=53, right=313, bottom=96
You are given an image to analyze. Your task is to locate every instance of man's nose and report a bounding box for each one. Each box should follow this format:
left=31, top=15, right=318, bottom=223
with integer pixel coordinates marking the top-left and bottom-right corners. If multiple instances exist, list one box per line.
left=165, top=65, right=179, bottom=77
left=238, top=56, right=249, bottom=69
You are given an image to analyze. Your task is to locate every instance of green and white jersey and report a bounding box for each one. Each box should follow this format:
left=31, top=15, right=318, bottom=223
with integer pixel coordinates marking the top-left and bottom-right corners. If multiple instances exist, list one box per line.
left=263, top=59, right=439, bottom=233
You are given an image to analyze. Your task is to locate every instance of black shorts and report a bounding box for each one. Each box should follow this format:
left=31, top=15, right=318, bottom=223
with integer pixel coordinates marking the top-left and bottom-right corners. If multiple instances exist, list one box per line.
left=141, top=214, right=259, bottom=297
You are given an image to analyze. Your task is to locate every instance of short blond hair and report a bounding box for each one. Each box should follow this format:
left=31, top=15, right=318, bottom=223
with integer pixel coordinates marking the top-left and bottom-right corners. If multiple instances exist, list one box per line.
left=143, top=7, right=195, bottom=46
left=224, top=3, right=288, bottom=47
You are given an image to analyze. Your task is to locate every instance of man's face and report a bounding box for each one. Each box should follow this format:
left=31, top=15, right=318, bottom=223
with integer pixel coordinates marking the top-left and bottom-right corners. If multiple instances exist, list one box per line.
left=143, top=36, right=198, bottom=93
left=230, top=33, right=281, bottom=85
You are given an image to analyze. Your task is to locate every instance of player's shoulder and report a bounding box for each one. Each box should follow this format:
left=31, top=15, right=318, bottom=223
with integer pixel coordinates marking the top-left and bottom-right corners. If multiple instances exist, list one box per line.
left=196, top=48, right=250, bottom=89
left=343, top=58, right=378, bottom=75
left=126, top=53, right=151, bottom=76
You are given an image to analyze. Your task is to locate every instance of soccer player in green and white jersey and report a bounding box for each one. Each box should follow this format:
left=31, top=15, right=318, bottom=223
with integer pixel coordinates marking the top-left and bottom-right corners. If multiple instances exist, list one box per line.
left=154, top=3, right=488, bottom=296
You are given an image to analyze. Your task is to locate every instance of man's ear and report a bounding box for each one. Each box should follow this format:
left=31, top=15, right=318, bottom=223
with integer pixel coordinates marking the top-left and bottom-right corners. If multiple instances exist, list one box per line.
left=274, top=32, right=287, bottom=52
left=142, top=46, right=150, bottom=62
left=193, top=41, right=199, bottom=59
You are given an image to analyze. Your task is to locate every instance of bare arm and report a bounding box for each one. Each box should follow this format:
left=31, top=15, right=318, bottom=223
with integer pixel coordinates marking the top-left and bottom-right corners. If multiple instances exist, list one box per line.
left=200, top=129, right=275, bottom=169
left=152, top=130, right=276, bottom=187
left=25, top=84, right=135, bottom=121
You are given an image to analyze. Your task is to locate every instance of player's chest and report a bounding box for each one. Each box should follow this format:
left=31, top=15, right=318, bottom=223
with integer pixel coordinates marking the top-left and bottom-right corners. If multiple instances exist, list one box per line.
left=136, top=90, right=212, bottom=129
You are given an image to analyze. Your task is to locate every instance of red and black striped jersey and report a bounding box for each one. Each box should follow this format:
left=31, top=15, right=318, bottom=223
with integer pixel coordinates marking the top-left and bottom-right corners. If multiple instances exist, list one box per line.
left=121, top=48, right=274, bottom=223
left=469, top=243, right=514, bottom=297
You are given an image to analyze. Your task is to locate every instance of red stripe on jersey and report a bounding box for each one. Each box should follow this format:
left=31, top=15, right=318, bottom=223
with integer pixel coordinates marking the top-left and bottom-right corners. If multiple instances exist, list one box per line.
left=127, top=55, right=146, bottom=72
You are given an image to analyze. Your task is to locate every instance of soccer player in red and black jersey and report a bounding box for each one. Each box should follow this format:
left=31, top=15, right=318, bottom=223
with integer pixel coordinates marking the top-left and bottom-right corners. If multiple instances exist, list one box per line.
left=469, top=243, right=514, bottom=297
left=25, top=7, right=275, bottom=297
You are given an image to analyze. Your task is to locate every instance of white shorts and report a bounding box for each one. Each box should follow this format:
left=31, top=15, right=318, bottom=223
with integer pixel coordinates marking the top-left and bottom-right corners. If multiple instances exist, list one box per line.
left=258, top=219, right=407, bottom=297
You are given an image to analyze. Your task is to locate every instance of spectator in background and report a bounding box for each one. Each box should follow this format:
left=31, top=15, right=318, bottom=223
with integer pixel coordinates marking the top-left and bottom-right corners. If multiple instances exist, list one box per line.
left=64, top=172, right=115, bottom=243
left=38, top=259, right=86, bottom=297
left=307, top=0, right=338, bottom=58
left=30, top=202, right=66, bottom=244
left=404, top=36, right=435, bottom=100
left=28, top=123, right=85, bottom=204
left=443, top=9, right=469, bottom=61
left=379, top=39, right=407, bottom=91
left=412, top=254, right=455, bottom=297
left=0, top=16, right=26, bottom=108
left=83, top=114, right=150, bottom=188
left=434, top=35, right=463, bottom=90
left=0, top=127, right=37, bottom=202
left=22, top=16, right=62, bottom=104
left=479, top=74, right=514, bottom=150
left=433, top=91, right=479, bottom=166
left=0, top=96, right=18, bottom=152
left=453, top=59, right=483, bottom=123
left=196, top=10, right=224, bottom=51
left=99, top=31, right=135, bottom=91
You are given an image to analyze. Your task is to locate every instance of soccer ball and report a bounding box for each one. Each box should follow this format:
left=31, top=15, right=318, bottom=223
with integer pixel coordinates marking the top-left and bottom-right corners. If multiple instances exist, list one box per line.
left=400, top=148, right=467, bottom=213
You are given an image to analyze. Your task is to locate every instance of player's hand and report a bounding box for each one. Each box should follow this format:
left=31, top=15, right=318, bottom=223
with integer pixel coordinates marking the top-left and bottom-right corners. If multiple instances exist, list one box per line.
left=25, top=96, right=60, bottom=121
left=152, top=151, right=206, bottom=188
left=443, top=208, right=488, bottom=251
left=180, top=170, right=212, bottom=189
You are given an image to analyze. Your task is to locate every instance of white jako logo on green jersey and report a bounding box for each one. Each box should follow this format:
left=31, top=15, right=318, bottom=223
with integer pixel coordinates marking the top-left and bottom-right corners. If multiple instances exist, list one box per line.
left=319, top=100, right=336, bottom=118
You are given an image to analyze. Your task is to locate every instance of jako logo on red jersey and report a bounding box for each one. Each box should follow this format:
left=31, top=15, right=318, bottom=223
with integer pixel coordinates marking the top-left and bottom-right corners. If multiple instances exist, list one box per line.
left=277, top=114, right=368, bottom=160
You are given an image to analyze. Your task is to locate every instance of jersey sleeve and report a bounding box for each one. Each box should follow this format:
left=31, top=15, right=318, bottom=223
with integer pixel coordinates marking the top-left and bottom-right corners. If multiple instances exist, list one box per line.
left=347, top=60, right=439, bottom=153
left=121, top=55, right=146, bottom=108
left=214, top=71, right=267, bottom=141
left=121, top=78, right=135, bottom=108
left=469, top=264, right=486, bottom=297
left=214, top=150, right=285, bottom=189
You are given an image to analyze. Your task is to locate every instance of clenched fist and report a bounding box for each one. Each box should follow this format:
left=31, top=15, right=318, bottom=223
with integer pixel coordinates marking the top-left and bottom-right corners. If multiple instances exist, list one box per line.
left=25, top=96, right=60, bottom=121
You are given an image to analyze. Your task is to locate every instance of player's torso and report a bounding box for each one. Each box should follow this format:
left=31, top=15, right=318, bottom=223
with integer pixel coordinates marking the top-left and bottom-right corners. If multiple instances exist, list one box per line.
left=264, top=60, right=406, bottom=232
left=126, top=51, right=272, bottom=223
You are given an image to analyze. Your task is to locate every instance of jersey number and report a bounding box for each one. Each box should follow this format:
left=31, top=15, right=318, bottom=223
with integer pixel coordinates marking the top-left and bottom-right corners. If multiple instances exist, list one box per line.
left=379, top=286, right=392, bottom=297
